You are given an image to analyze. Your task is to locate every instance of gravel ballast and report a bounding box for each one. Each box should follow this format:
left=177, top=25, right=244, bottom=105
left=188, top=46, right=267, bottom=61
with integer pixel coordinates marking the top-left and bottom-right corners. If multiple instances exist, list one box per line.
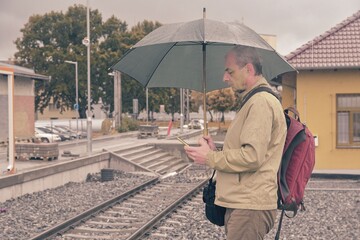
left=0, top=172, right=359, bottom=240
left=0, top=171, right=154, bottom=239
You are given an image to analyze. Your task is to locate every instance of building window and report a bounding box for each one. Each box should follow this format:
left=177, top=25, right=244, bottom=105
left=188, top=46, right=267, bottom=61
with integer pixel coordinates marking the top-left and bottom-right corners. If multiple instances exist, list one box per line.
left=336, top=94, right=360, bottom=147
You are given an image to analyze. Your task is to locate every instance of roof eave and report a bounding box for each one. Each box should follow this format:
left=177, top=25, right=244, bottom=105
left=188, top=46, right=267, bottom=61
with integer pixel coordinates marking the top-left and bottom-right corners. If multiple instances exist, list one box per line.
left=14, top=72, right=50, bottom=81
left=293, top=66, right=360, bottom=71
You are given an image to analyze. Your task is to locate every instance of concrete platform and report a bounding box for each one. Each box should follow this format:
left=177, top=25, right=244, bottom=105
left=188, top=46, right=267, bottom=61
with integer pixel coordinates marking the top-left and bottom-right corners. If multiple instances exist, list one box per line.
left=312, top=169, right=360, bottom=179
left=1, top=128, right=359, bottom=185
left=0, top=128, right=206, bottom=174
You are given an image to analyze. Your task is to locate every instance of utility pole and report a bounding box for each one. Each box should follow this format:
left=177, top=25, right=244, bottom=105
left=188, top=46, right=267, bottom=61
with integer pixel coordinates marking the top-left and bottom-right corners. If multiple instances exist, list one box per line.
left=184, top=89, right=190, bottom=124
left=180, top=88, right=184, bottom=133
left=86, top=0, right=92, bottom=154
left=113, top=71, right=122, bottom=129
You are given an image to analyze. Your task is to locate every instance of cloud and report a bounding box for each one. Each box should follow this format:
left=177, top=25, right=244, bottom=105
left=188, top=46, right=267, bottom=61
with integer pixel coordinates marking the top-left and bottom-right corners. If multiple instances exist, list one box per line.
left=0, top=0, right=359, bottom=60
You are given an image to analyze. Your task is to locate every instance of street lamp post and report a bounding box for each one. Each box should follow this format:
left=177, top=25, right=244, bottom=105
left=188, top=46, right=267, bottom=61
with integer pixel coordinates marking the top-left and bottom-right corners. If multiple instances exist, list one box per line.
left=86, top=0, right=92, bottom=154
left=64, top=60, right=79, bottom=140
left=180, top=88, right=184, bottom=133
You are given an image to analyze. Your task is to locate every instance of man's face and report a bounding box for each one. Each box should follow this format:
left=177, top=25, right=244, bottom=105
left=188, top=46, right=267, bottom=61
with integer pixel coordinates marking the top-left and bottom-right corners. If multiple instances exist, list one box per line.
left=223, top=52, right=248, bottom=91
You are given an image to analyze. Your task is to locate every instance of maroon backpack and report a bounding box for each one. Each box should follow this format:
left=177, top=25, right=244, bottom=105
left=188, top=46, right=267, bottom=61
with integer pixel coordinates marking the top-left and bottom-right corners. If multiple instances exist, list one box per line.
left=242, top=87, right=316, bottom=240
left=275, top=107, right=315, bottom=239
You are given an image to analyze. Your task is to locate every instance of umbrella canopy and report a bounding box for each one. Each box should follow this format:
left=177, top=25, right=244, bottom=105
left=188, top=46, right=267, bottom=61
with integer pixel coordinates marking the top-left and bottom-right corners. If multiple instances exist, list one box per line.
left=111, top=18, right=296, bottom=92
left=111, top=16, right=296, bottom=135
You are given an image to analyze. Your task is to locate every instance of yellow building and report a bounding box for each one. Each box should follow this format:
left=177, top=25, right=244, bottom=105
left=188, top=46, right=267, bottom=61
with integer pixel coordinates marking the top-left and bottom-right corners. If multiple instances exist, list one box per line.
left=282, top=10, right=360, bottom=170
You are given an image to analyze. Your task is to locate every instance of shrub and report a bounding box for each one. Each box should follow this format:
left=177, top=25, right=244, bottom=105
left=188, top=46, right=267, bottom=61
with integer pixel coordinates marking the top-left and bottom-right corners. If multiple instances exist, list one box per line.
left=117, top=116, right=139, bottom=133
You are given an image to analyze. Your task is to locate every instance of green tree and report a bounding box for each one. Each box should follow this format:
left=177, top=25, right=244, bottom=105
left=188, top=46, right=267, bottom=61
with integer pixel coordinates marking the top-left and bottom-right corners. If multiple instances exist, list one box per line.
left=190, top=90, right=203, bottom=113
left=13, top=4, right=164, bottom=119
left=94, top=16, right=129, bottom=117
left=147, top=88, right=167, bottom=121
left=119, top=20, right=162, bottom=115
left=164, top=88, right=180, bottom=121
left=14, top=5, right=104, bottom=118
left=207, top=88, right=235, bottom=122
left=130, top=20, right=162, bottom=42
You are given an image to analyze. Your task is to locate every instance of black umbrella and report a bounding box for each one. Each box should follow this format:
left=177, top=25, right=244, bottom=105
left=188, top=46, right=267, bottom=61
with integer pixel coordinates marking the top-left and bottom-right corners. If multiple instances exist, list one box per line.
left=112, top=10, right=296, bottom=134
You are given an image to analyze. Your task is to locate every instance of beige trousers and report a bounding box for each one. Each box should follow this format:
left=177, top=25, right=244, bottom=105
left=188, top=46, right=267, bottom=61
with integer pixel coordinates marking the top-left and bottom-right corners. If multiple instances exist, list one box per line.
left=224, top=208, right=277, bottom=240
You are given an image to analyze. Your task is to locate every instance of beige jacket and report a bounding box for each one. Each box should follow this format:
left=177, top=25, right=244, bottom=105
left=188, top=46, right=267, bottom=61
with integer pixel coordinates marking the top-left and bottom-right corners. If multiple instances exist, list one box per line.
left=206, top=78, right=287, bottom=210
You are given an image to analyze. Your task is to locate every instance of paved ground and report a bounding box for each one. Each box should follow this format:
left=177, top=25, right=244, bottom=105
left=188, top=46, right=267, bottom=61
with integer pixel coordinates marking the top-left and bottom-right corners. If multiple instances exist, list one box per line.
left=1, top=128, right=359, bottom=177
left=0, top=128, right=204, bottom=175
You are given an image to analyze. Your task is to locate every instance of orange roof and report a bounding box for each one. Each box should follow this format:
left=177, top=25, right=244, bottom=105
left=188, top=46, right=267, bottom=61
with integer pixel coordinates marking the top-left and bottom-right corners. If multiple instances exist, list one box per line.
left=286, top=10, right=360, bottom=70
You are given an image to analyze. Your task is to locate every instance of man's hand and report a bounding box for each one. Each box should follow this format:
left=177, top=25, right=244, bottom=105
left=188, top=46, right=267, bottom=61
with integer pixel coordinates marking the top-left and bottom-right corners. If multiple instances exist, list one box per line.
left=202, top=135, right=217, bottom=150
left=184, top=137, right=213, bottom=165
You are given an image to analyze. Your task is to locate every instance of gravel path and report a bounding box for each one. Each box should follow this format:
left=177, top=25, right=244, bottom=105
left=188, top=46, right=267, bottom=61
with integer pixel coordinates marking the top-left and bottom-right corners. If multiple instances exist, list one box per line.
left=265, top=187, right=360, bottom=240
left=0, top=173, right=358, bottom=240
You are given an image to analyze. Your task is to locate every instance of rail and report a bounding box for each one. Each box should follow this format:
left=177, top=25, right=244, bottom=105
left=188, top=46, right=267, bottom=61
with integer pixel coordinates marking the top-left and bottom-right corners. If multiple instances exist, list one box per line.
left=30, top=177, right=159, bottom=240
left=30, top=175, right=208, bottom=240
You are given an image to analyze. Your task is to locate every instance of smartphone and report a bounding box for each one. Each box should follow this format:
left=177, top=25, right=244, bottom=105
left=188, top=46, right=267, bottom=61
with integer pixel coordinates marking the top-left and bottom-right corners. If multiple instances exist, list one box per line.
left=176, top=136, right=189, bottom=147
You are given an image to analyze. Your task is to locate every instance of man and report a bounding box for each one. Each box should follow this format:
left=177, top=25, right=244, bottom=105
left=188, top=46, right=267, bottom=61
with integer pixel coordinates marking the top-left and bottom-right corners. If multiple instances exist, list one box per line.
left=185, top=46, right=287, bottom=240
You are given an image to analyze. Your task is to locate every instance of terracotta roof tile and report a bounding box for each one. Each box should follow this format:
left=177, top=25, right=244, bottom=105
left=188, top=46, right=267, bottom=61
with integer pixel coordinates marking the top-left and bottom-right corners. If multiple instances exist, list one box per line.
left=285, top=10, right=360, bottom=70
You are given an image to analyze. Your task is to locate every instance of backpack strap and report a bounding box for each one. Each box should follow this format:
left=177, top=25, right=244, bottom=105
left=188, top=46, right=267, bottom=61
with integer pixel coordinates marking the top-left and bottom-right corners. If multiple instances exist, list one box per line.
left=285, top=107, right=301, bottom=121
left=239, top=86, right=280, bottom=110
left=209, top=169, right=216, bottom=183
left=275, top=209, right=285, bottom=240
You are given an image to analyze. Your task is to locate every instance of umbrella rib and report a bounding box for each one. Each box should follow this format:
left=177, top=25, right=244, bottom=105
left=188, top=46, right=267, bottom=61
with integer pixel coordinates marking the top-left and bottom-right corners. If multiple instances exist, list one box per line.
left=144, top=42, right=178, bottom=88
left=109, top=47, right=134, bottom=70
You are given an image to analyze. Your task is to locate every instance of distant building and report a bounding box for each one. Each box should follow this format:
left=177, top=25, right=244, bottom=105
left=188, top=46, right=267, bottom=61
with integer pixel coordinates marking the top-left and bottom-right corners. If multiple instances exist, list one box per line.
left=35, top=98, right=79, bottom=120
left=0, top=62, right=49, bottom=142
left=260, top=34, right=277, bottom=50
left=282, top=10, right=360, bottom=170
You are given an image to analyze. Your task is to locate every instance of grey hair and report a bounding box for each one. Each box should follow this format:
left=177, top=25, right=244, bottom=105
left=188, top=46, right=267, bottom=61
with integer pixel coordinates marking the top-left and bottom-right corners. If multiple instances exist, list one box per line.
left=228, top=46, right=263, bottom=76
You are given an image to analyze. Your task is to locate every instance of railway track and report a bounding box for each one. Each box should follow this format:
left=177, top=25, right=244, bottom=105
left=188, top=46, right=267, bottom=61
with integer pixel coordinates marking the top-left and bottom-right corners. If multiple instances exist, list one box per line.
left=24, top=170, right=359, bottom=240
left=142, top=192, right=207, bottom=239
left=30, top=169, right=209, bottom=240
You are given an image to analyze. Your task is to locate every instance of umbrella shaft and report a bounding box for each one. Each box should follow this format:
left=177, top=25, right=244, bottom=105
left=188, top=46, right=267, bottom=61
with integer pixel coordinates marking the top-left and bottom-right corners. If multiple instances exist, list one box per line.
left=202, top=42, right=208, bottom=136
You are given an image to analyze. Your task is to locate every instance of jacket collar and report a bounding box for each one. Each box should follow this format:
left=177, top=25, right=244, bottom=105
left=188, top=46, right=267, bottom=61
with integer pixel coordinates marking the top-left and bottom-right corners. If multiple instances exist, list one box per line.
left=236, top=77, right=271, bottom=109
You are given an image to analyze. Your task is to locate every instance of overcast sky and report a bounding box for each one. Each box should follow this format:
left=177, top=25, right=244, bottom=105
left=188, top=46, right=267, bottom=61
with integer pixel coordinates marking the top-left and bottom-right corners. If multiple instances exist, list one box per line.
left=1, top=0, right=359, bottom=60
